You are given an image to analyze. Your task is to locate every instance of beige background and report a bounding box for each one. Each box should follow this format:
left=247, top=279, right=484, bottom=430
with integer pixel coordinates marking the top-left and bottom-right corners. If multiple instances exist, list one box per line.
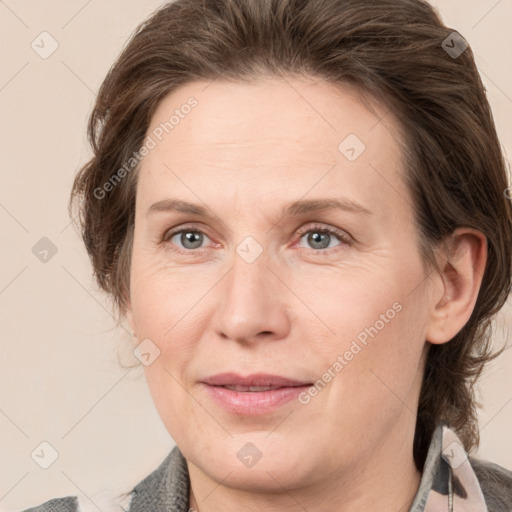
left=1, top=0, right=511, bottom=509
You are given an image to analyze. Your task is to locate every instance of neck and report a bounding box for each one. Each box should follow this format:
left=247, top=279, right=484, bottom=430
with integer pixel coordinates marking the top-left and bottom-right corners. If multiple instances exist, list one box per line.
left=187, top=414, right=422, bottom=512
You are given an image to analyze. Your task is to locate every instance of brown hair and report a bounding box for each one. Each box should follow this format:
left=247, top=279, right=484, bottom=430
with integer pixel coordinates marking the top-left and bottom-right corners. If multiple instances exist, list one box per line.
left=69, top=0, right=512, bottom=470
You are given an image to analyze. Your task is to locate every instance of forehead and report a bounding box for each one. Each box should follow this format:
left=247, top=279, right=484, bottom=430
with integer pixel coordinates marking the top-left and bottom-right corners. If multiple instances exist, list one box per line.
left=137, top=76, right=411, bottom=221
left=146, top=76, right=399, bottom=152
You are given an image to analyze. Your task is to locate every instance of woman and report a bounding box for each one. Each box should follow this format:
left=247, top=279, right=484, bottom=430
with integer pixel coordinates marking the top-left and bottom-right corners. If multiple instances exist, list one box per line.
left=23, top=0, right=512, bottom=510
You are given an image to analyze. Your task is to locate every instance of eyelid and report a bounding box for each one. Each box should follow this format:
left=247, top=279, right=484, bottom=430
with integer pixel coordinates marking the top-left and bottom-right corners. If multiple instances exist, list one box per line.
left=295, top=223, right=353, bottom=243
left=162, top=224, right=216, bottom=255
left=162, top=223, right=212, bottom=242
left=294, top=223, right=353, bottom=254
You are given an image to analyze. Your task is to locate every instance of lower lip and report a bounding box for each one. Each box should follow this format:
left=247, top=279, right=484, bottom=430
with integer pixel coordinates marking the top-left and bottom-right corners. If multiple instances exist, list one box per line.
left=201, top=383, right=312, bottom=415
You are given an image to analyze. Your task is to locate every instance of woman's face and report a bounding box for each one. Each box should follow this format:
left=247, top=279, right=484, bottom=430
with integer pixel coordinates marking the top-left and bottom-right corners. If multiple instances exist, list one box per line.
left=126, top=77, right=433, bottom=492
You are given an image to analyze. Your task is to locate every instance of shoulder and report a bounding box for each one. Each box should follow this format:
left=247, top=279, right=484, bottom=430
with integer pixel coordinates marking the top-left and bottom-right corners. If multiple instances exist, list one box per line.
left=16, top=447, right=184, bottom=512
left=18, top=496, right=78, bottom=512
left=128, top=445, right=190, bottom=511
left=469, top=457, right=512, bottom=511
left=17, top=489, right=132, bottom=512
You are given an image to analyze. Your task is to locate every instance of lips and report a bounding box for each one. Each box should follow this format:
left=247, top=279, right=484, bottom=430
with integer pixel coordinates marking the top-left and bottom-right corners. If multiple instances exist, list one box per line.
left=222, top=385, right=282, bottom=392
left=200, top=373, right=313, bottom=415
left=201, top=372, right=312, bottom=388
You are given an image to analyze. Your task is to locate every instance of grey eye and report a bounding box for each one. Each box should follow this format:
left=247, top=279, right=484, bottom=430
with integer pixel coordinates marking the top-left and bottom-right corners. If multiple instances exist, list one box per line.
left=298, top=229, right=343, bottom=250
left=171, top=230, right=207, bottom=250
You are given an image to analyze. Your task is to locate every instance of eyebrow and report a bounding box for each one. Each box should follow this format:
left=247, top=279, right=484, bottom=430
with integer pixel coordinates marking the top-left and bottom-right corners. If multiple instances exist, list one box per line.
left=146, top=197, right=372, bottom=218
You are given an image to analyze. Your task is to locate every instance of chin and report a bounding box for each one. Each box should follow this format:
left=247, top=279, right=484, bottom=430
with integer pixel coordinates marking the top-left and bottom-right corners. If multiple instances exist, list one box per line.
left=186, top=434, right=322, bottom=491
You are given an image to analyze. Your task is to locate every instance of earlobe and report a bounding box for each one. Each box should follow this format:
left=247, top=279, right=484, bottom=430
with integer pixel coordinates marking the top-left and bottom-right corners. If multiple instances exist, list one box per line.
left=425, top=228, right=487, bottom=345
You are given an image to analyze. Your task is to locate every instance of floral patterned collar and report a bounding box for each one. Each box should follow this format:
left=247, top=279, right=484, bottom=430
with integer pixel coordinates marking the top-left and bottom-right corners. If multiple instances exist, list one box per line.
left=410, top=423, right=488, bottom=511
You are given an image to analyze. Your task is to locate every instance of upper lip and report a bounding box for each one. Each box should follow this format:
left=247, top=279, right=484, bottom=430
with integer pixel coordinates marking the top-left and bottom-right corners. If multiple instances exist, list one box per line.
left=202, top=373, right=312, bottom=387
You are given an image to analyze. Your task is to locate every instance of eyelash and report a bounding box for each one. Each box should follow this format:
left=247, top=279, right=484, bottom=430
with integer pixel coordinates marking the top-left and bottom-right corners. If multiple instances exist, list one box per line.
left=162, top=223, right=353, bottom=255
left=295, top=225, right=352, bottom=252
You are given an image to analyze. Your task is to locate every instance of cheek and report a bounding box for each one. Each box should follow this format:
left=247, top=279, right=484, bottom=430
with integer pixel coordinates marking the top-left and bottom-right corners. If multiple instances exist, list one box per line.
left=141, top=362, right=190, bottom=445
left=129, top=263, right=204, bottom=420
left=130, top=236, right=428, bottom=388
left=129, top=255, right=204, bottom=338
left=298, top=265, right=411, bottom=350
left=321, top=290, right=428, bottom=431
left=309, top=263, right=429, bottom=405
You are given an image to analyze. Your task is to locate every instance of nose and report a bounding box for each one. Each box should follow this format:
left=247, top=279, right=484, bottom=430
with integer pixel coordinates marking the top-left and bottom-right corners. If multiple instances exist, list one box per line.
left=213, top=249, right=291, bottom=345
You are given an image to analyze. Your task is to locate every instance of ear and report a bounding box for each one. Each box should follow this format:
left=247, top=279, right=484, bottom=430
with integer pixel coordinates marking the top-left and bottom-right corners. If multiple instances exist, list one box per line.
left=425, top=228, right=487, bottom=345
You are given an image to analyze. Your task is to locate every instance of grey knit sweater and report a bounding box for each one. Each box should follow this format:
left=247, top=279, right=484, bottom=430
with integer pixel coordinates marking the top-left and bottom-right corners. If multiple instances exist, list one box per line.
left=21, top=423, right=512, bottom=512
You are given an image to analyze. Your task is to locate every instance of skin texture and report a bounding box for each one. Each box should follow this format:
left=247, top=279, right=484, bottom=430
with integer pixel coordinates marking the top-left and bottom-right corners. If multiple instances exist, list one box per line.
left=125, top=76, right=486, bottom=512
